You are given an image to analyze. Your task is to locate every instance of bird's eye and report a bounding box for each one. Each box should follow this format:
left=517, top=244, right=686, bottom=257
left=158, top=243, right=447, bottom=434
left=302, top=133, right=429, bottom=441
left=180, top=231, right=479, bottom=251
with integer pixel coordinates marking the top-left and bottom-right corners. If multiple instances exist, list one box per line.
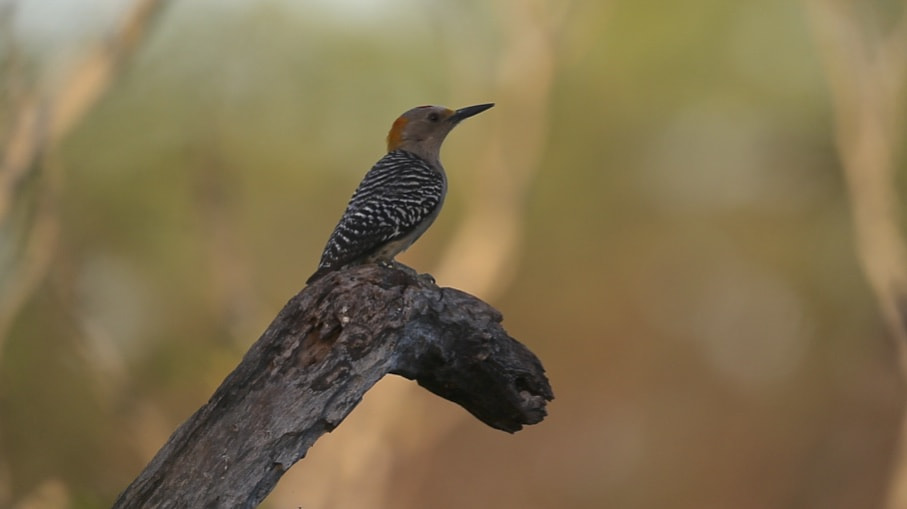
left=428, top=112, right=440, bottom=122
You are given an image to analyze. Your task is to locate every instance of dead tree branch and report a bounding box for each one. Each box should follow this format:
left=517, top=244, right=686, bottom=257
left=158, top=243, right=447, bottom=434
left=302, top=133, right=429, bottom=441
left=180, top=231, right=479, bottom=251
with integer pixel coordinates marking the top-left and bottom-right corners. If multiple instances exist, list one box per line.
left=112, top=264, right=553, bottom=509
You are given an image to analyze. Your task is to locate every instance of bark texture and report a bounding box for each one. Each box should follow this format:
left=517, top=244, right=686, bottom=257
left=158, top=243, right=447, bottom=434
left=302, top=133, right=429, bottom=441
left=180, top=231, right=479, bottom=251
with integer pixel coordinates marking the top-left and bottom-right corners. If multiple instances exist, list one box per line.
left=113, top=264, right=553, bottom=509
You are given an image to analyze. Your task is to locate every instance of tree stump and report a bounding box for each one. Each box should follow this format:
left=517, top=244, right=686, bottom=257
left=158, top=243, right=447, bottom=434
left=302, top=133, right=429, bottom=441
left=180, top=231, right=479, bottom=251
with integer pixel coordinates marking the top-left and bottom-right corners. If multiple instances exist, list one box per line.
left=112, top=264, right=553, bottom=509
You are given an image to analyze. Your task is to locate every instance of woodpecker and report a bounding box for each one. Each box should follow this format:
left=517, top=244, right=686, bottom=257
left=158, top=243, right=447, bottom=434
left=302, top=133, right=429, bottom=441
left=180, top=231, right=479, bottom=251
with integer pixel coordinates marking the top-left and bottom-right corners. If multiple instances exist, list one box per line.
left=307, top=103, right=494, bottom=284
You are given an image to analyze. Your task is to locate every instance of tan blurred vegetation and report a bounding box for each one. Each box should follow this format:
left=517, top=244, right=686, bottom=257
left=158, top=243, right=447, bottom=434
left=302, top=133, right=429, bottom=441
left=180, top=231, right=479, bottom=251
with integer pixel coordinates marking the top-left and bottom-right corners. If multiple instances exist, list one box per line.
left=1, top=0, right=907, bottom=508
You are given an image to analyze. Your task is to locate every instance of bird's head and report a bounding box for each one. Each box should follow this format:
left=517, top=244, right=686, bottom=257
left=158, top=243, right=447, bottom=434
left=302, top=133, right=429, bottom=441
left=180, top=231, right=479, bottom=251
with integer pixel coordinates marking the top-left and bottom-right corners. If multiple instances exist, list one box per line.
left=386, top=103, right=494, bottom=162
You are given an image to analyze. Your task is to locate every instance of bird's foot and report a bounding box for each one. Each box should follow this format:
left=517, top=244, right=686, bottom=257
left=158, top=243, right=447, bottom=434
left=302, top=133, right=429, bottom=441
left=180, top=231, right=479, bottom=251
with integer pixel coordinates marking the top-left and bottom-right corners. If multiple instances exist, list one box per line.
left=376, top=259, right=396, bottom=270
left=378, top=260, right=434, bottom=283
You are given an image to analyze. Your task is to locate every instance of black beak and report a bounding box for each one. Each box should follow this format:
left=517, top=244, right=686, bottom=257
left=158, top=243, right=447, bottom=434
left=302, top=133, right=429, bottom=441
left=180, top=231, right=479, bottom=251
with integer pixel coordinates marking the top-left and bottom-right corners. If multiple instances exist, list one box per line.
left=450, top=103, right=494, bottom=123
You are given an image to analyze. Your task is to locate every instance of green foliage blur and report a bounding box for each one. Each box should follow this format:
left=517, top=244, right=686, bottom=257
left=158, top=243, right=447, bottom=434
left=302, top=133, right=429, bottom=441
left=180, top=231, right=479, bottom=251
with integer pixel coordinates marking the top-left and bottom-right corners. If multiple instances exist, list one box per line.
left=1, top=0, right=905, bottom=508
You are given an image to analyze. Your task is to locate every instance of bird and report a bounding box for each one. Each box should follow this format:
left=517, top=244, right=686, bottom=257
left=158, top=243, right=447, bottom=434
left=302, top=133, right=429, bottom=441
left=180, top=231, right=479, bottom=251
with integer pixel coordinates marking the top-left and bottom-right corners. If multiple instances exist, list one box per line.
left=306, top=103, right=494, bottom=284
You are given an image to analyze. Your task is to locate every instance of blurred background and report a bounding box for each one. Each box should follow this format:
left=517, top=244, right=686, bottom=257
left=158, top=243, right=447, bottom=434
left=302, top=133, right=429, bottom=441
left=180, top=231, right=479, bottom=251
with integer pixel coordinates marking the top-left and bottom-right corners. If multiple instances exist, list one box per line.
left=2, top=0, right=907, bottom=508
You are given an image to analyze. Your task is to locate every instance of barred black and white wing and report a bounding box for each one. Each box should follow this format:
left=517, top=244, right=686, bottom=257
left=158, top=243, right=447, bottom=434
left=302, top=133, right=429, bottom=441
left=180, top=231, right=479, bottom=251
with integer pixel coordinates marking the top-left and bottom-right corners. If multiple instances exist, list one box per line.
left=306, top=150, right=446, bottom=284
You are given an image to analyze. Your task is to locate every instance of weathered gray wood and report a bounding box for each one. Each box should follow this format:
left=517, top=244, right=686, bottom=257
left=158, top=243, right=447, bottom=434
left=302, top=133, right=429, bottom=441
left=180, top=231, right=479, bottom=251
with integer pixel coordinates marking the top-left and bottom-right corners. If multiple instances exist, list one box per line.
left=112, top=263, right=553, bottom=509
